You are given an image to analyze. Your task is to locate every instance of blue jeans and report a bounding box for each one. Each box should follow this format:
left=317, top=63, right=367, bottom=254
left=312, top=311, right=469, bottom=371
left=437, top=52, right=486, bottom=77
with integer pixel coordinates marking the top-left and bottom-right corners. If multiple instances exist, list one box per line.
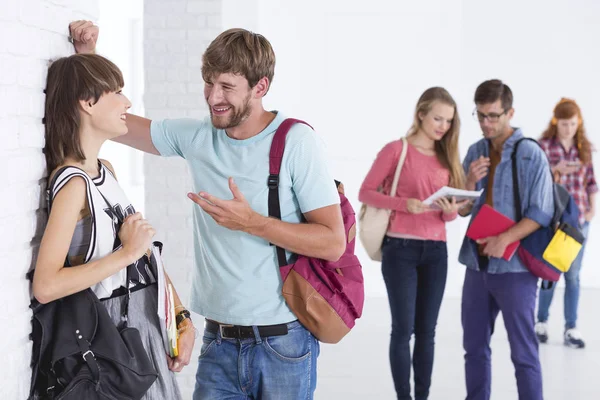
left=537, top=222, right=590, bottom=329
left=192, top=320, right=319, bottom=400
left=381, top=236, right=448, bottom=400
left=462, top=269, right=542, bottom=400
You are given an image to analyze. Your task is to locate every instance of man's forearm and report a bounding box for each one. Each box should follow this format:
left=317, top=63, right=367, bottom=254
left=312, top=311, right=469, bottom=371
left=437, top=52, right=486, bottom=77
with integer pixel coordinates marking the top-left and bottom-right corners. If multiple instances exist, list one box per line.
left=115, top=114, right=160, bottom=155
left=501, top=218, right=540, bottom=243
left=247, top=215, right=345, bottom=262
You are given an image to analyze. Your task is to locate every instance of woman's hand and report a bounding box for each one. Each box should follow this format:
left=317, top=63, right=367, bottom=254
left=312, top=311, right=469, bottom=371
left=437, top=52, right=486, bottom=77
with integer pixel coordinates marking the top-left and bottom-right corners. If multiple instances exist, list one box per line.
left=585, top=209, right=595, bottom=222
left=118, top=213, right=156, bottom=262
left=168, top=320, right=196, bottom=372
left=554, top=160, right=580, bottom=176
left=406, top=199, right=431, bottom=214
left=434, top=197, right=470, bottom=214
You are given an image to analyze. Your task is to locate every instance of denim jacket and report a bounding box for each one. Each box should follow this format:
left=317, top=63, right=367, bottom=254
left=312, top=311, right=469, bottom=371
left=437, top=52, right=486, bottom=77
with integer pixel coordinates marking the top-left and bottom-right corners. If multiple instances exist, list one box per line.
left=458, top=128, right=554, bottom=273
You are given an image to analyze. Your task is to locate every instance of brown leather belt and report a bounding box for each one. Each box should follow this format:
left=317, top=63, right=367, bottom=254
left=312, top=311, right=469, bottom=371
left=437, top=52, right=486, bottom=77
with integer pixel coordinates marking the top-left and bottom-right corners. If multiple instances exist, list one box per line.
left=205, top=319, right=289, bottom=339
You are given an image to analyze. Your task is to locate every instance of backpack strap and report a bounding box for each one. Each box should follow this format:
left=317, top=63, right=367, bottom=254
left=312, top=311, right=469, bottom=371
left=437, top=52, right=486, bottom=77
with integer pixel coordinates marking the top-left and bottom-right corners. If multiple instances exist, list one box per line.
left=44, top=166, right=100, bottom=267
left=511, top=137, right=556, bottom=221
left=268, top=118, right=313, bottom=267
left=511, top=138, right=530, bottom=222
left=511, top=137, right=556, bottom=289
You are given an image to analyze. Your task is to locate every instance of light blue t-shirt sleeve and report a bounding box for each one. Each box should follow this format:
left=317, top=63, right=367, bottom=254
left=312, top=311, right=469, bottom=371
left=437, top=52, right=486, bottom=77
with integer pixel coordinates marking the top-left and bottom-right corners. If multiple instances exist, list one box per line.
left=285, top=125, right=340, bottom=213
left=150, top=118, right=209, bottom=158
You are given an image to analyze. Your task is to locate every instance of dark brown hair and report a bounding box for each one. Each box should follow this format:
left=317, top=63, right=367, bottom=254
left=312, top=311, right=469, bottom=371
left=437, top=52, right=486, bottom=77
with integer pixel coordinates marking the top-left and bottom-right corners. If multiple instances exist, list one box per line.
left=44, top=54, right=124, bottom=172
left=474, top=79, right=513, bottom=111
left=202, top=28, right=275, bottom=90
left=540, top=98, right=593, bottom=164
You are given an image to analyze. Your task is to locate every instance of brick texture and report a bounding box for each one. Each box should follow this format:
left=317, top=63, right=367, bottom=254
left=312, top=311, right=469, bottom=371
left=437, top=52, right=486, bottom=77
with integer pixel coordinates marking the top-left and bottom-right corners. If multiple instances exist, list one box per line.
left=142, top=0, right=222, bottom=396
left=0, top=1, right=99, bottom=397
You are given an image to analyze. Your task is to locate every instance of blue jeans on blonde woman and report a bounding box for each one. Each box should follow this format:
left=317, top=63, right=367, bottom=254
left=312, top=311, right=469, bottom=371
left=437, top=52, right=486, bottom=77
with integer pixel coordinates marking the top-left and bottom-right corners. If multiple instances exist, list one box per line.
left=381, top=236, right=448, bottom=400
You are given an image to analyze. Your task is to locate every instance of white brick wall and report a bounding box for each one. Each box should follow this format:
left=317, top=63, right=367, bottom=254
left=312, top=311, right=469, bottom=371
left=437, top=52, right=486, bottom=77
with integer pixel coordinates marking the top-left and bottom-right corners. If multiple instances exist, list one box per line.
left=0, top=1, right=98, bottom=397
left=143, top=0, right=223, bottom=397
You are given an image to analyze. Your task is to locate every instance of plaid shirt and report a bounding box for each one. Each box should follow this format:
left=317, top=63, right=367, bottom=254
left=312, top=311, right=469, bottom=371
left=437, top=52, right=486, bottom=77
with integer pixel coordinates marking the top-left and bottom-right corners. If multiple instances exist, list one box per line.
left=540, top=137, right=598, bottom=225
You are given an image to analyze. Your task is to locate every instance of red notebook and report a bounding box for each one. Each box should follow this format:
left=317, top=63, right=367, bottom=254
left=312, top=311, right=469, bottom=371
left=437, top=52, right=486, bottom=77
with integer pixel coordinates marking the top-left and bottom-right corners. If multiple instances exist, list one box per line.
left=466, top=204, right=520, bottom=261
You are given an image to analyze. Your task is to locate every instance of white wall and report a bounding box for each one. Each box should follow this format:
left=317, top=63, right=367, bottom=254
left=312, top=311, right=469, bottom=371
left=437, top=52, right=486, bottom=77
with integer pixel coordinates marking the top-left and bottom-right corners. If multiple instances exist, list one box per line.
left=247, top=0, right=600, bottom=297
left=135, top=0, right=599, bottom=396
left=0, top=1, right=98, bottom=397
left=97, top=0, right=145, bottom=214
left=459, top=0, right=600, bottom=293
left=142, top=0, right=223, bottom=397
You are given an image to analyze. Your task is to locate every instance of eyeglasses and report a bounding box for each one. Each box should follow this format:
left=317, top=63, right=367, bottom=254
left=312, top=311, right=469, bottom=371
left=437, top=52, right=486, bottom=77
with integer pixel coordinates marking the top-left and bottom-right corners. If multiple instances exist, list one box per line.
left=472, top=108, right=508, bottom=123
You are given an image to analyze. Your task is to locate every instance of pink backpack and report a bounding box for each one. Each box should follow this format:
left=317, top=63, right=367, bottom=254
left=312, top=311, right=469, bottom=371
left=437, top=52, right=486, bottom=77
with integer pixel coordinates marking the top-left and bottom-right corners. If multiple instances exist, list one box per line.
left=268, top=118, right=364, bottom=344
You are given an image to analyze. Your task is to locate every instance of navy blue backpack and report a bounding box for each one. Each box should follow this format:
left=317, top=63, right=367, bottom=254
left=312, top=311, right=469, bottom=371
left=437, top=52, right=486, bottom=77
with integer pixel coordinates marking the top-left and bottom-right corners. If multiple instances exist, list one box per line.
left=511, top=138, right=585, bottom=287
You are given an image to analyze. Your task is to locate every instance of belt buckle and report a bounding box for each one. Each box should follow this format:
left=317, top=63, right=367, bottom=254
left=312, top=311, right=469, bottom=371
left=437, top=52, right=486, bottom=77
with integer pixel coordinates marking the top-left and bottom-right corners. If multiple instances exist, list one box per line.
left=219, top=324, right=235, bottom=339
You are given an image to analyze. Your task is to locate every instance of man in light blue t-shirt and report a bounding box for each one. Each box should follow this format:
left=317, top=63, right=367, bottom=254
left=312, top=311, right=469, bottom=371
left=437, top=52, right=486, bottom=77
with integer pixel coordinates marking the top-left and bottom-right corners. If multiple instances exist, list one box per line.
left=71, top=23, right=346, bottom=400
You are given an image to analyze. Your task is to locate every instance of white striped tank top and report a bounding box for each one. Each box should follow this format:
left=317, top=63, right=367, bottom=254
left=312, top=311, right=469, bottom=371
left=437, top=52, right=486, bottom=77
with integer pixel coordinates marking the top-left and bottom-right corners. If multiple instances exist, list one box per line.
left=48, top=161, right=155, bottom=300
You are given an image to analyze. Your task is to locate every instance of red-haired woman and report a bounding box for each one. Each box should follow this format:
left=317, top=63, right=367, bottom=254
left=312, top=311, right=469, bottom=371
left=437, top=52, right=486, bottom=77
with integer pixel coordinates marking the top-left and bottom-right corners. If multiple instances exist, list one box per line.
left=535, top=98, right=597, bottom=349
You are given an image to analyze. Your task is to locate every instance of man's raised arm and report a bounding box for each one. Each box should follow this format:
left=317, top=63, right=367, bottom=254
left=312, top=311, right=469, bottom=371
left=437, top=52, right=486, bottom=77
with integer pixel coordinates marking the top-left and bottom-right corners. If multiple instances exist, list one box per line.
left=118, top=114, right=160, bottom=155
left=69, top=21, right=160, bottom=155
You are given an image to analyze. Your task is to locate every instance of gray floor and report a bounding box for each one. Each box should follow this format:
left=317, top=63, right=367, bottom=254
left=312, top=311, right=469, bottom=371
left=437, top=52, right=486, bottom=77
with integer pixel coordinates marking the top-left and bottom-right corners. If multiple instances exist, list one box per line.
left=316, top=288, right=600, bottom=400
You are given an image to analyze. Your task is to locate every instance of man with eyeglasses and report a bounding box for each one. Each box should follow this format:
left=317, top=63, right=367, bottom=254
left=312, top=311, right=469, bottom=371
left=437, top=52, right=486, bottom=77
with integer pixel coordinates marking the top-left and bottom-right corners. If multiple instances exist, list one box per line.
left=457, top=80, right=554, bottom=400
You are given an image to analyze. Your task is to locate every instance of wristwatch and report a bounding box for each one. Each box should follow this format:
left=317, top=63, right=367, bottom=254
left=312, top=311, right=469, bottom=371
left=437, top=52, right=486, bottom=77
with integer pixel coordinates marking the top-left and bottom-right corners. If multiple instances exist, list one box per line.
left=176, top=309, right=191, bottom=327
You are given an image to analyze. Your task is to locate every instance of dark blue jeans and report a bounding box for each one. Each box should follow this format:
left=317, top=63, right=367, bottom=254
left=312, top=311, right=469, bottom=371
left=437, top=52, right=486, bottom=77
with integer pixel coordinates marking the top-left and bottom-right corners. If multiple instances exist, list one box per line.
left=381, top=236, right=448, bottom=400
left=462, top=269, right=542, bottom=400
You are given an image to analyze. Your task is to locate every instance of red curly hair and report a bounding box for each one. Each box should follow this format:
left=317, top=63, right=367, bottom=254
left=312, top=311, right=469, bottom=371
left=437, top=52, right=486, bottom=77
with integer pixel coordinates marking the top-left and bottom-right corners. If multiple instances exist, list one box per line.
left=540, top=98, right=593, bottom=164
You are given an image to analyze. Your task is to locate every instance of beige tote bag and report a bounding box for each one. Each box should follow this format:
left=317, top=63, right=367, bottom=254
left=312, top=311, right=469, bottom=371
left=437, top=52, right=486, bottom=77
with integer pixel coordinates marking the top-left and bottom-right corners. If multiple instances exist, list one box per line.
left=358, top=137, right=408, bottom=261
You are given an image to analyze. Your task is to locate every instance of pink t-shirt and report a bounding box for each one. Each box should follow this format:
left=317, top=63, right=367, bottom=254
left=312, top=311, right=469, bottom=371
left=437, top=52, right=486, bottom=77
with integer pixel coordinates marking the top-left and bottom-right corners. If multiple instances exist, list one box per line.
left=359, top=139, right=457, bottom=242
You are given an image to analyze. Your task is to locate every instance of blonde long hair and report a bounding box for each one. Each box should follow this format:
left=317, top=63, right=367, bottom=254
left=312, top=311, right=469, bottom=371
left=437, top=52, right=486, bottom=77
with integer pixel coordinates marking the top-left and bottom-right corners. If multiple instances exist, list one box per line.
left=407, top=87, right=465, bottom=189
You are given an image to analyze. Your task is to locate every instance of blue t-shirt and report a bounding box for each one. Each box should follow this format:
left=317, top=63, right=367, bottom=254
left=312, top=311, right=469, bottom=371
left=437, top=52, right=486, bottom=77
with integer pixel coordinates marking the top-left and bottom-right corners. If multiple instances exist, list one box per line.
left=151, top=112, right=340, bottom=325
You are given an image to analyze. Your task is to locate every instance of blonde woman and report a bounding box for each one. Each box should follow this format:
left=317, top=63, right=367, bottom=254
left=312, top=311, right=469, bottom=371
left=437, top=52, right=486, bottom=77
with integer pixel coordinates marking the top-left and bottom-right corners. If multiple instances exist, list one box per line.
left=359, top=87, right=466, bottom=400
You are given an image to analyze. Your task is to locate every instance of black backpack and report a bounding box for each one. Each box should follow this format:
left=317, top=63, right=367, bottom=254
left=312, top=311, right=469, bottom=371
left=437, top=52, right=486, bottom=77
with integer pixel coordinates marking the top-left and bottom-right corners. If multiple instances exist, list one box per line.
left=28, top=288, right=158, bottom=399
left=511, top=138, right=584, bottom=288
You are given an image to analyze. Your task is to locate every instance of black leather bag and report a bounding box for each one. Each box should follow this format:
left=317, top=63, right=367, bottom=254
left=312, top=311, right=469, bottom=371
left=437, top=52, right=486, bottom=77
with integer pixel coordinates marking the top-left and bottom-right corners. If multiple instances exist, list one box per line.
left=28, top=288, right=158, bottom=399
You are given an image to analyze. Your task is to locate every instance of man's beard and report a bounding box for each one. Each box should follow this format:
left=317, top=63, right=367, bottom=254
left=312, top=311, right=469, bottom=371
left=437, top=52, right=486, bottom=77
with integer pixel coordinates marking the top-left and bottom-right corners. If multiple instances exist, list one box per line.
left=209, top=94, right=252, bottom=129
